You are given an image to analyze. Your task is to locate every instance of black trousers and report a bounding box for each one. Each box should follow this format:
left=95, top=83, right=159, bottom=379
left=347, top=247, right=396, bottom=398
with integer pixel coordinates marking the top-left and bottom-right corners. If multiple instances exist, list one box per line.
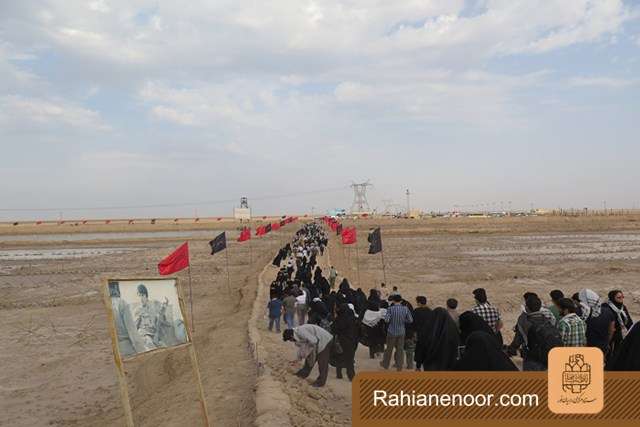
left=336, top=363, right=355, bottom=380
left=296, top=345, right=330, bottom=386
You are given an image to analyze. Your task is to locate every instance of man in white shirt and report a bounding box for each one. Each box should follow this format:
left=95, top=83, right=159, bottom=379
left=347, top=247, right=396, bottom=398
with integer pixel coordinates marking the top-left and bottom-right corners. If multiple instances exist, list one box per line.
left=295, top=288, right=308, bottom=325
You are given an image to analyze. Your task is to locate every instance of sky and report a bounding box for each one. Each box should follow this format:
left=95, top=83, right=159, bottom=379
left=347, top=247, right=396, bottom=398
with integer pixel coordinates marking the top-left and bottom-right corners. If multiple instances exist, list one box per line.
left=1, top=0, right=639, bottom=220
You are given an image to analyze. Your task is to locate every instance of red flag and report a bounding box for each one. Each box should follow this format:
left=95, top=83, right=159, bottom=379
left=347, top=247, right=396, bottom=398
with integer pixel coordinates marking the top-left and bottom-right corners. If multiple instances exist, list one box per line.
left=341, top=227, right=357, bottom=245
left=272, top=222, right=280, bottom=231
left=158, top=242, right=190, bottom=275
left=256, top=225, right=266, bottom=236
left=238, top=227, right=251, bottom=242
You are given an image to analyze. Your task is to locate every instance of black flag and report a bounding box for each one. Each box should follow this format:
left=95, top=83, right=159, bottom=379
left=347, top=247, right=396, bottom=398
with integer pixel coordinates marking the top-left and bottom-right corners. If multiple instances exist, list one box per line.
left=209, top=232, right=227, bottom=255
left=368, top=227, right=382, bottom=254
left=336, top=224, right=343, bottom=235
left=265, top=223, right=272, bottom=233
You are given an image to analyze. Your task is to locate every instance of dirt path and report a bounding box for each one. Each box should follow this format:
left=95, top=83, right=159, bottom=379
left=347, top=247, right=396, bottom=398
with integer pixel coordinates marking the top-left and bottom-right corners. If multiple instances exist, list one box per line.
left=254, top=232, right=374, bottom=427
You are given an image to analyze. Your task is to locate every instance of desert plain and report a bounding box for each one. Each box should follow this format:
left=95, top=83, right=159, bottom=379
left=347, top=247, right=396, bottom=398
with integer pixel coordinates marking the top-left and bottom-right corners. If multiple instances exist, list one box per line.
left=2, top=215, right=640, bottom=426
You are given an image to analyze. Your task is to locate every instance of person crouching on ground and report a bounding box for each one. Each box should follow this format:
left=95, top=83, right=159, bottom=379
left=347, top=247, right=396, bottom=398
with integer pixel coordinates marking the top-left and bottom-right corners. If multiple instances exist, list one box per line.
left=283, top=324, right=333, bottom=387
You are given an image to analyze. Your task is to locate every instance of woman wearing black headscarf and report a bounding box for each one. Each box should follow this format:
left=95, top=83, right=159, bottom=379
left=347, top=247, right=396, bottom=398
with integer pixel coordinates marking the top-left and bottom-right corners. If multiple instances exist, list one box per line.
left=359, top=300, right=386, bottom=358
left=355, top=288, right=367, bottom=316
left=415, top=307, right=460, bottom=371
left=338, top=278, right=356, bottom=306
left=454, top=331, right=518, bottom=371
left=330, top=303, right=358, bottom=380
left=606, top=323, right=640, bottom=371
left=458, top=311, right=497, bottom=345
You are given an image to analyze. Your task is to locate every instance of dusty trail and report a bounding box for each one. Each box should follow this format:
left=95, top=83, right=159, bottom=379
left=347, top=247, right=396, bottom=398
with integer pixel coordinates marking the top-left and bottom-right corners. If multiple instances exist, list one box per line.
left=253, top=228, right=380, bottom=427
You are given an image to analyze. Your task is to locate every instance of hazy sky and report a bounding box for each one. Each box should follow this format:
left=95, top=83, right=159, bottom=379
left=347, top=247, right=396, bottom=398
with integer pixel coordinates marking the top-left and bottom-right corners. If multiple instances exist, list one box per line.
left=1, top=1, right=639, bottom=220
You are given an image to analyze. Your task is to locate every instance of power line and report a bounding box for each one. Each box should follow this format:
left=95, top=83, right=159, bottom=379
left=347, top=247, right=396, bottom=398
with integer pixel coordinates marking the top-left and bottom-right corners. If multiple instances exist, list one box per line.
left=0, top=186, right=350, bottom=213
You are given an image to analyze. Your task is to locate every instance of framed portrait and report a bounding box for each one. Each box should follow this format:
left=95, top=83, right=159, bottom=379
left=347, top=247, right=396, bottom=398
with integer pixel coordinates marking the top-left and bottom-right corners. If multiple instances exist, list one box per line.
left=106, top=278, right=190, bottom=359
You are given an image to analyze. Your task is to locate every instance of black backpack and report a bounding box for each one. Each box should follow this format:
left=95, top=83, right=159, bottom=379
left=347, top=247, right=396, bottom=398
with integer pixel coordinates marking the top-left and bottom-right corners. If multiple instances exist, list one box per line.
left=526, top=316, right=562, bottom=364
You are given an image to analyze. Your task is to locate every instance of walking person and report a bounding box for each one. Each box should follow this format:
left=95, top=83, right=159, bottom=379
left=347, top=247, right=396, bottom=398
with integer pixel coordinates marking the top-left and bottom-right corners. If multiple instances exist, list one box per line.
left=415, top=307, right=460, bottom=370
left=267, top=296, right=283, bottom=332
left=282, top=324, right=334, bottom=387
left=607, top=323, right=640, bottom=371
left=295, top=285, right=309, bottom=326
left=548, top=290, right=564, bottom=323
left=580, top=289, right=615, bottom=355
left=446, top=298, right=459, bottom=328
left=557, top=298, right=587, bottom=347
left=507, top=294, right=561, bottom=370
left=380, top=294, right=413, bottom=371
left=282, top=291, right=297, bottom=329
left=328, top=266, right=337, bottom=289
left=330, top=303, right=358, bottom=381
left=360, top=299, right=386, bottom=358
left=471, top=288, right=503, bottom=344
left=454, top=331, right=518, bottom=371
left=604, top=290, right=633, bottom=361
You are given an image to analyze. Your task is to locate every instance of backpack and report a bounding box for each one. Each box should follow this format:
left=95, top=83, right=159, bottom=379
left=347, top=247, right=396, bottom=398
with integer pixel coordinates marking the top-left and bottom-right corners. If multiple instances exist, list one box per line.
left=526, top=316, right=562, bottom=364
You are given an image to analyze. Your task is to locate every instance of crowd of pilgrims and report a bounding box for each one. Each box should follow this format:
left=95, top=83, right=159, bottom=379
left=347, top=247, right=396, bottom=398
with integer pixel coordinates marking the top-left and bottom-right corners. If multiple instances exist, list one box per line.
left=269, top=222, right=640, bottom=387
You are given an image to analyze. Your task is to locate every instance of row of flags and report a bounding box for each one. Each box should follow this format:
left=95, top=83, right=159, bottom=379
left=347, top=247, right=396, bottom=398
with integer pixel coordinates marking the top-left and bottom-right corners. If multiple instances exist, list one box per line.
left=156, top=216, right=299, bottom=275
left=23, top=216, right=300, bottom=226
left=321, top=216, right=383, bottom=254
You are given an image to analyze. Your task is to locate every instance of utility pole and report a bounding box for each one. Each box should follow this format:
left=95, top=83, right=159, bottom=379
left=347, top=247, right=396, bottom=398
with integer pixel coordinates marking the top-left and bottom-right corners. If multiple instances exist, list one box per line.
left=406, top=189, right=411, bottom=216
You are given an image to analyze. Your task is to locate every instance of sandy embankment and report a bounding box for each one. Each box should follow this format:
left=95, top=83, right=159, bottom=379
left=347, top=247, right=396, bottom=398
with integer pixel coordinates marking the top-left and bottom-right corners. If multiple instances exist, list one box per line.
left=0, top=229, right=286, bottom=427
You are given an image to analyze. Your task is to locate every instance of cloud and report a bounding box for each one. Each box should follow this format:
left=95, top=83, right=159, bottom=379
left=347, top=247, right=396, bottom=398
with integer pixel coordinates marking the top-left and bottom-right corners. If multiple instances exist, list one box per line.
left=0, top=0, right=638, bottom=218
left=151, top=105, right=196, bottom=126
left=334, top=81, right=373, bottom=103
left=568, top=76, right=639, bottom=88
left=0, top=95, right=110, bottom=131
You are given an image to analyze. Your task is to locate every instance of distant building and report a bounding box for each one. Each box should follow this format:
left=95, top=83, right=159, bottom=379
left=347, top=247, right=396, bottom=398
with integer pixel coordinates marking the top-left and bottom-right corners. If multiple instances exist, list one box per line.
left=328, top=208, right=347, bottom=218
left=234, top=197, right=251, bottom=220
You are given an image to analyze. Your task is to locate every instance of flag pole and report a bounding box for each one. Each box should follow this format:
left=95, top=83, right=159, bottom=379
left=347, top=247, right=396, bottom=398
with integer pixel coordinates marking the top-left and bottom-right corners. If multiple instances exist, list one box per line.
left=224, top=246, right=232, bottom=293
left=355, top=242, right=361, bottom=288
left=380, top=247, right=387, bottom=284
left=379, top=226, right=387, bottom=284
left=187, top=264, right=195, bottom=332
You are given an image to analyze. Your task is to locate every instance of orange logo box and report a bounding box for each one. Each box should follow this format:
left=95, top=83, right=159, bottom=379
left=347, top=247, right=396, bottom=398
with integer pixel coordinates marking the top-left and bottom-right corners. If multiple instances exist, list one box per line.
left=548, top=347, right=604, bottom=414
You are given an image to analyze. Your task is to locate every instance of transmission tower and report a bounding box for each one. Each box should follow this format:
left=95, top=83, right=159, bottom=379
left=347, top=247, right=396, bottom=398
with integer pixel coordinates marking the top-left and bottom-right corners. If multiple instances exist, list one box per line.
left=350, top=180, right=372, bottom=214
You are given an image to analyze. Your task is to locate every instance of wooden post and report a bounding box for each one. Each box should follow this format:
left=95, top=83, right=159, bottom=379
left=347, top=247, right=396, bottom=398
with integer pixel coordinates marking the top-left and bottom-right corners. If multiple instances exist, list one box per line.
left=187, top=265, right=195, bottom=333
left=380, top=248, right=387, bottom=284
left=224, top=247, right=232, bottom=293
left=178, top=281, right=211, bottom=427
left=379, top=226, right=387, bottom=284
left=102, top=280, right=135, bottom=427
left=354, top=242, right=361, bottom=288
